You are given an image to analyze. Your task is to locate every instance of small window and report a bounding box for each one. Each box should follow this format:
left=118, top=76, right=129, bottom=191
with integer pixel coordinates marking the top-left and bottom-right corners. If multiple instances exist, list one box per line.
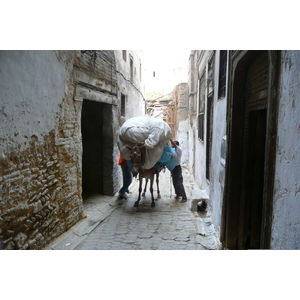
left=121, top=94, right=126, bottom=116
left=122, top=50, right=127, bottom=62
left=198, top=73, right=205, bottom=141
left=218, top=50, right=227, bottom=99
left=198, top=114, right=204, bottom=141
left=130, top=56, right=134, bottom=82
left=207, top=54, right=215, bottom=98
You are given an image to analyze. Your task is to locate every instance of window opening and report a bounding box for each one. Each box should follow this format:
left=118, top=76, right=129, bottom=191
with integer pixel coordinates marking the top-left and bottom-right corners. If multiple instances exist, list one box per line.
left=198, top=73, right=205, bottom=141
left=207, top=55, right=214, bottom=98
left=122, top=50, right=127, bottom=61
left=130, top=56, right=134, bottom=82
left=218, top=50, right=228, bottom=99
left=121, top=94, right=126, bottom=117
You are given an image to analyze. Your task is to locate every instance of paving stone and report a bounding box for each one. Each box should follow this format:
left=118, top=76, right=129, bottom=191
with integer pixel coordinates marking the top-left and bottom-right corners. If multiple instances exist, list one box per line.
left=137, top=233, right=153, bottom=239
left=175, top=236, right=190, bottom=242
left=157, top=245, right=173, bottom=250
left=46, top=168, right=221, bottom=251
left=123, top=239, right=136, bottom=244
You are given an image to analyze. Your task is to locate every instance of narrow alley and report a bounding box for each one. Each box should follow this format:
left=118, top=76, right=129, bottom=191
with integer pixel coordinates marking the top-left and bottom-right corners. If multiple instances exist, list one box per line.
left=2, top=9, right=299, bottom=300
left=2, top=50, right=300, bottom=252
left=45, top=165, right=219, bottom=250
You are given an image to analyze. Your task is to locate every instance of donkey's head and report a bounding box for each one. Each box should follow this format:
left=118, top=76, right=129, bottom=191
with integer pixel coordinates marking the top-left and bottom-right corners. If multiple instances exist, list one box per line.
left=125, top=144, right=145, bottom=177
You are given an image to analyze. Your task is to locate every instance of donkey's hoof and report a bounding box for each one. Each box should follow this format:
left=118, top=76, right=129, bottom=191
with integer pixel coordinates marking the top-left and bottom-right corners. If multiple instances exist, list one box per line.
left=142, top=193, right=145, bottom=197
left=151, top=202, right=155, bottom=207
left=157, top=194, right=161, bottom=199
left=134, top=202, right=139, bottom=207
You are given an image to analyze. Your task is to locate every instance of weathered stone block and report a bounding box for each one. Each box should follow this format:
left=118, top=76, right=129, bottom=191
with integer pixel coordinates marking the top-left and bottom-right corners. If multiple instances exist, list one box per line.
left=14, top=232, right=27, bottom=248
left=30, top=200, right=43, bottom=213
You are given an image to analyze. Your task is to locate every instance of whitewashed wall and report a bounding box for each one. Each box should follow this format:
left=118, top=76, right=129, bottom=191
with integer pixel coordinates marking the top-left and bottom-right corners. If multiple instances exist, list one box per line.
left=271, top=50, right=300, bottom=249
left=0, top=51, right=67, bottom=153
left=114, top=50, right=145, bottom=118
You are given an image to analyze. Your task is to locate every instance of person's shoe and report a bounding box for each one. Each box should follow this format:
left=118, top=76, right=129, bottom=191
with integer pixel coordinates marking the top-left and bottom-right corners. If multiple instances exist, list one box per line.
left=180, top=198, right=187, bottom=203
left=175, top=195, right=180, bottom=199
left=119, top=192, right=128, bottom=199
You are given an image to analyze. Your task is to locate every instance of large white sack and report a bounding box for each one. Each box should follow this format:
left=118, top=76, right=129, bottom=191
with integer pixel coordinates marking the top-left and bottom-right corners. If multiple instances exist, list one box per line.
left=118, top=115, right=171, bottom=169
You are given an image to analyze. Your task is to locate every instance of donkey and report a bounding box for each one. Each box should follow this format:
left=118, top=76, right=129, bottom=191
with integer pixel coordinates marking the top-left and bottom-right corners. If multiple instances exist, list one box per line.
left=125, top=144, right=162, bottom=207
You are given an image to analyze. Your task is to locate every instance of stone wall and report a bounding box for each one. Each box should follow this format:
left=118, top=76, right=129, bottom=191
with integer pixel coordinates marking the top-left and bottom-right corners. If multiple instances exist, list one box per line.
left=0, top=130, right=84, bottom=249
left=0, top=50, right=119, bottom=249
left=271, top=50, right=300, bottom=249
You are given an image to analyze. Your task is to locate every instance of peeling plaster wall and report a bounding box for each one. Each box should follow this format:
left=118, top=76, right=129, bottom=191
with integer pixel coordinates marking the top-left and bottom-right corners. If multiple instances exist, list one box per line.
left=0, top=50, right=120, bottom=249
left=271, top=50, right=300, bottom=249
left=208, top=51, right=228, bottom=240
left=0, top=50, right=84, bottom=249
left=0, top=51, right=66, bottom=151
left=210, top=98, right=227, bottom=238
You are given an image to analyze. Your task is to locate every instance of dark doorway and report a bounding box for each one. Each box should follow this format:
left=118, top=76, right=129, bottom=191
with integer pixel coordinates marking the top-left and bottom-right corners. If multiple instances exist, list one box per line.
left=240, top=109, right=267, bottom=248
left=223, top=51, right=271, bottom=249
left=81, top=99, right=113, bottom=199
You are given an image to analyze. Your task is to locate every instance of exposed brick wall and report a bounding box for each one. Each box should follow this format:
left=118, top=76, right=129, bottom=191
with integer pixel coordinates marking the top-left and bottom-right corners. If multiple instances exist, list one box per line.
left=76, top=50, right=117, bottom=89
left=0, top=50, right=119, bottom=249
left=0, top=130, right=84, bottom=249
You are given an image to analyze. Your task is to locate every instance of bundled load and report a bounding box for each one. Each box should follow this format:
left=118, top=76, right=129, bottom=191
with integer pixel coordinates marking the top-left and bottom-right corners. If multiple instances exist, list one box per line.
left=118, top=115, right=174, bottom=170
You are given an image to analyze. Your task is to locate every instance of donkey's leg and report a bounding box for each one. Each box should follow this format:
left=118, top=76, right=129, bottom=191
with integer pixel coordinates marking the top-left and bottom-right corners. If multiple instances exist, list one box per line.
left=142, top=179, right=148, bottom=197
left=150, top=176, right=155, bottom=207
left=134, top=177, right=143, bottom=207
left=156, top=173, right=161, bottom=199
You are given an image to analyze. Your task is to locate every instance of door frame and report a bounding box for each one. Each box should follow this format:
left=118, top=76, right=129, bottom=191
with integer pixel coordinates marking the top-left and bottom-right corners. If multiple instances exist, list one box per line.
left=221, top=50, right=280, bottom=249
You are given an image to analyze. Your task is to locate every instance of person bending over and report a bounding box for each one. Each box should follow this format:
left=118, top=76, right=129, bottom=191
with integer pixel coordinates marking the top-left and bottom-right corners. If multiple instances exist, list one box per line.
left=170, top=140, right=187, bottom=203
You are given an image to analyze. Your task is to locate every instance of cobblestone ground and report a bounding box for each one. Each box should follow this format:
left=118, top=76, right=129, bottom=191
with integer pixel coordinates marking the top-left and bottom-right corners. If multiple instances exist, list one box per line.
left=75, top=167, right=206, bottom=250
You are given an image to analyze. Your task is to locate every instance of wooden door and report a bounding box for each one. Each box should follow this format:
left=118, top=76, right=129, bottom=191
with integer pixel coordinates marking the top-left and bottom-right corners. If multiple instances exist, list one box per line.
left=239, top=51, right=269, bottom=249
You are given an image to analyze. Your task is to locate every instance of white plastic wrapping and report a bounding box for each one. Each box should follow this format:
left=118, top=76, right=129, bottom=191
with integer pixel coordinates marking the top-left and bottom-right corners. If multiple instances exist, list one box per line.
left=118, top=115, right=172, bottom=169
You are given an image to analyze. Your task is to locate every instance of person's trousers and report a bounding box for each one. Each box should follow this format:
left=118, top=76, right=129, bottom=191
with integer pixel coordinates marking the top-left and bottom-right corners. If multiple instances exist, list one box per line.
left=171, top=165, right=187, bottom=199
left=119, top=165, right=132, bottom=194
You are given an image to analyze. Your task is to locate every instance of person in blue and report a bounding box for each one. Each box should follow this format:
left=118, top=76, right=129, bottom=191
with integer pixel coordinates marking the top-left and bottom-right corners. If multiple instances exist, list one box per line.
left=158, top=144, right=177, bottom=171
left=170, top=140, right=187, bottom=203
